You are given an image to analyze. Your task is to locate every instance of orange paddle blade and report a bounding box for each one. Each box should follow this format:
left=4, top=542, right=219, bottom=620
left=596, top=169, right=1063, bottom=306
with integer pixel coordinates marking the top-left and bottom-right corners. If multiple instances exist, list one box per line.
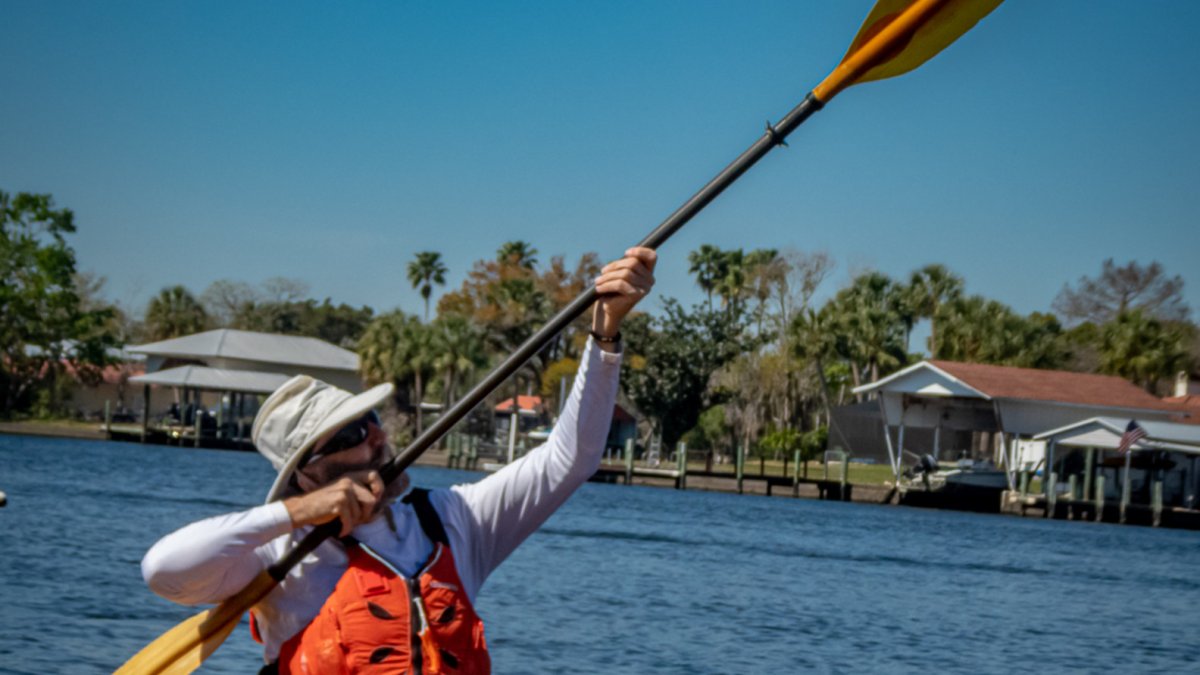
left=114, top=570, right=277, bottom=674
left=815, top=0, right=1004, bottom=102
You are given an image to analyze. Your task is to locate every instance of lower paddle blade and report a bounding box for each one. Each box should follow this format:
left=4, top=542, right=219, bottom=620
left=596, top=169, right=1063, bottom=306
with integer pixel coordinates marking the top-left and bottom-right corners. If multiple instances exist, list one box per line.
left=115, top=570, right=277, bottom=674
left=156, top=612, right=239, bottom=675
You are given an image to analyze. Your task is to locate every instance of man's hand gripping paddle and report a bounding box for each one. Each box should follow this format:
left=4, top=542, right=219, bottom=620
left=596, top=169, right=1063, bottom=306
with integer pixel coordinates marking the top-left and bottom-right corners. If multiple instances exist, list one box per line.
left=115, top=1, right=1003, bottom=672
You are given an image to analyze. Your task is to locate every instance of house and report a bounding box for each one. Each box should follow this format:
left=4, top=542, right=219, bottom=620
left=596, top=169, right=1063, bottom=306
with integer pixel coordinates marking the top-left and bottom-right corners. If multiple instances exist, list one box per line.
left=494, top=395, right=548, bottom=437
left=847, top=360, right=1190, bottom=488
left=65, top=358, right=145, bottom=420
left=1035, top=417, right=1200, bottom=513
left=126, top=329, right=362, bottom=445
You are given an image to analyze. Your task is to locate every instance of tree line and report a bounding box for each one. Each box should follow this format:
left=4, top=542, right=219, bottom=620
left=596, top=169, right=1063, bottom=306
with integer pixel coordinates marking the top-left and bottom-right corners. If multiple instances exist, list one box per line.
left=4, top=190, right=1196, bottom=467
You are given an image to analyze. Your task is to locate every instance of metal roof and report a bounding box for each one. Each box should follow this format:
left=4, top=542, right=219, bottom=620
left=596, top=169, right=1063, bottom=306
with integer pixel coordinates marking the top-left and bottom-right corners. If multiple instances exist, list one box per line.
left=1035, top=417, right=1200, bottom=453
left=129, top=365, right=291, bottom=394
left=128, top=329, right=358, bottom=371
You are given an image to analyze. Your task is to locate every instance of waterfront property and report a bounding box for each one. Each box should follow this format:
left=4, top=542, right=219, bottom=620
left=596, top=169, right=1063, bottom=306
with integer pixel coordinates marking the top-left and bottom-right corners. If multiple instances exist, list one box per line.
left=124, top=329, right=362, bottom=447
left=847, top=360, right=1190, bottom=492
left=1033, top=417, right=1200, bottom=526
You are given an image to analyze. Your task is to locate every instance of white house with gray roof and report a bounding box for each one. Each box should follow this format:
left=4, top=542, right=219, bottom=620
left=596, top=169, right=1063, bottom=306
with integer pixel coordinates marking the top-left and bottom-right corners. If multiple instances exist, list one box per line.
left=125, top=329, right=363, bottom=445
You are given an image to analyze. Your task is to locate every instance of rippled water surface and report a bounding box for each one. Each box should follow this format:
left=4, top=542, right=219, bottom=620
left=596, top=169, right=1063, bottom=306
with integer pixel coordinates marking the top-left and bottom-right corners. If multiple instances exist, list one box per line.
left=2, top=434, right=1199, bottom=674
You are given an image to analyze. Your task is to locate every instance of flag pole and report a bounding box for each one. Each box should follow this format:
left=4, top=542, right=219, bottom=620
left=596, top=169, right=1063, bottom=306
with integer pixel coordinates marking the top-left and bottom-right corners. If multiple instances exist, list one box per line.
left=1120, top=448, right=1133, bottom=524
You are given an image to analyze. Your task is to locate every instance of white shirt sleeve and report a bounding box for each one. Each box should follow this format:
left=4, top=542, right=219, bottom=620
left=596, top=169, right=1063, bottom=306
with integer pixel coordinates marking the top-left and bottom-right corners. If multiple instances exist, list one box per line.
left=141, top=500, right=293, bottom=605
left=433, top=338, right=622, bottom=599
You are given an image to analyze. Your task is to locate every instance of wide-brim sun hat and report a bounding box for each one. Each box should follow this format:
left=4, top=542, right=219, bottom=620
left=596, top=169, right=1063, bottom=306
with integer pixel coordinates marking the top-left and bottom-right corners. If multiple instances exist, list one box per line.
left=252, top=374, right=394, bottom=504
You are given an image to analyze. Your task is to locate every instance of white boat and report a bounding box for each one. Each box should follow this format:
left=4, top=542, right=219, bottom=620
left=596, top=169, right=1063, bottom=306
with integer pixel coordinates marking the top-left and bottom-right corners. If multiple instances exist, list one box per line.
left=899, top=458, right=1007, bottom=512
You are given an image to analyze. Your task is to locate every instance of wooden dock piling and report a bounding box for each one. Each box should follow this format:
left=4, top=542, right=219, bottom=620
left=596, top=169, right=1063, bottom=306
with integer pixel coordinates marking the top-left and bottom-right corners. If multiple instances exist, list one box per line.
left=1046, top=471, right=1057, bottom=518
left=1152, top=480, right=1163, bottom=527
left=1066, top=474, right=1077, bottom=520
left=676, top=442, right=687, bottom=490
left=736, top=443, right=744, bottom=494
left=624, top=438, right=634, bottom=485
left=792, top=449, right=801, bottom=498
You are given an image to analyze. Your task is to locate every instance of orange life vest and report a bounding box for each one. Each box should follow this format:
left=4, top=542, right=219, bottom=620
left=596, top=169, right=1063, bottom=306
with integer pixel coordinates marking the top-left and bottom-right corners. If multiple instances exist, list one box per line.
left=259, top=489, right=490, bottom=674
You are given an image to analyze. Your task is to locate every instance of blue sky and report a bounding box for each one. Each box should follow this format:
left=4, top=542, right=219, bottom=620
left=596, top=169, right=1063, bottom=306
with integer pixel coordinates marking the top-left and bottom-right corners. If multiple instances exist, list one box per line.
left=3, top=1, right=1198, bottom=336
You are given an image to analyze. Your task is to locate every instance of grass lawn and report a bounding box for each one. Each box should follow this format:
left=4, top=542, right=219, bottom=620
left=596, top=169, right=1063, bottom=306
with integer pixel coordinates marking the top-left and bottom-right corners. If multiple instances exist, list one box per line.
left=0, top=418, right=107, bottom=439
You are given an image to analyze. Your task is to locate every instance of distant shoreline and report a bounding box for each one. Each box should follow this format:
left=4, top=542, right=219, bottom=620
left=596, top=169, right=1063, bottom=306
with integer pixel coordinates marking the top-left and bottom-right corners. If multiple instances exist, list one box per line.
left=0, top=421, right=453, bottom=469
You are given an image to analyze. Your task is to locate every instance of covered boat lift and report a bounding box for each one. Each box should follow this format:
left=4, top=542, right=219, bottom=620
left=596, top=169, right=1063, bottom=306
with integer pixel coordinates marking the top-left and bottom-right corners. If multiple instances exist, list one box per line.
left=126, top=329, right=363, bottom=448
left=1035, top=417, right=1200, bottom=526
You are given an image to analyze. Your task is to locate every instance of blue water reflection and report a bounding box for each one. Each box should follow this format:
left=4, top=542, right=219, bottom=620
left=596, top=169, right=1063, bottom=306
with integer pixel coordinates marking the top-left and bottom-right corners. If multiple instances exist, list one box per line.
left=1, top=435, right=1197, bottom=674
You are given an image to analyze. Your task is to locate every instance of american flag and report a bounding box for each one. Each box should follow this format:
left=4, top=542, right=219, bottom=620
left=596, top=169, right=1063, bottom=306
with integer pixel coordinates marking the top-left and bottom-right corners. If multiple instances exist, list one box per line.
left=1116, top=420, right=1147, bottom=455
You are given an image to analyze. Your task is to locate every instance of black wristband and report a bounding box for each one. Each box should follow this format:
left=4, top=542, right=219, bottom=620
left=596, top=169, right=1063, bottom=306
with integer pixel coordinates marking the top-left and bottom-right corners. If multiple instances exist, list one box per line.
left=590, top=330, right=621, bottom=344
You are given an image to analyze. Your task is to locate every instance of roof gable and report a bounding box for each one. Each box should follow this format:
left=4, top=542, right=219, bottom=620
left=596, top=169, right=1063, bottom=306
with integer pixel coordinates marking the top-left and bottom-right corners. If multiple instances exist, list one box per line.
left=852, top=361, right=989, bottom=398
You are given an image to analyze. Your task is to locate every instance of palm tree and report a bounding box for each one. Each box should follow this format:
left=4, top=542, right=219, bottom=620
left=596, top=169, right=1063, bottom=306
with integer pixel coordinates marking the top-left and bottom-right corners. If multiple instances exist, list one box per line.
left=358, top=312, right=438, bottom=434
left=714, top=248, right=747, bottom=314
left=1099, top=309, right=1188, bottom=393
left=687, top=244, right=724, bottom=310
left=934, top=295, right=1068, bottom=369
left=432, top=314, right=489, bottom=407
left=933, top=295, right=1003, bottom=363
left=144, top=285, right=208, bottom=340
left=744, top=248, right=784, bottom=334
left=407, top=251, right=448, bottom=321
left=890, top=283, right=922, bottom=354
left=908, top=264, right=964, bottom=358
left=358, top=311, right=406, bottom=399
left=496, top=241, right=539, bottom=270
left=791, top=308, right=852, bottom=446
left=825, top=273, right=906, bottom=391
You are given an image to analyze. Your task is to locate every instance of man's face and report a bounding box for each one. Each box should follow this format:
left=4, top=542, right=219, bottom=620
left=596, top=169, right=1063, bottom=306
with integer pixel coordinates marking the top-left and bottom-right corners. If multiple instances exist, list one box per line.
left=295, top=412, right=406, bottom=496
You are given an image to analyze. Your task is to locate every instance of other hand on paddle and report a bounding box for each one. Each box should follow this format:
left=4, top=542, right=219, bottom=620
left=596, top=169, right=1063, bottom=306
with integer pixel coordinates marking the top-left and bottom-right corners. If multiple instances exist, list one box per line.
left=593, top=246, right=657, bottom=341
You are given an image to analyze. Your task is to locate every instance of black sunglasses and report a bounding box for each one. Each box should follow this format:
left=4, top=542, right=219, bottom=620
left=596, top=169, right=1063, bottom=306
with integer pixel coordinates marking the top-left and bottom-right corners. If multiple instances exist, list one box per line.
left=304, top=410, right=381, bottom=466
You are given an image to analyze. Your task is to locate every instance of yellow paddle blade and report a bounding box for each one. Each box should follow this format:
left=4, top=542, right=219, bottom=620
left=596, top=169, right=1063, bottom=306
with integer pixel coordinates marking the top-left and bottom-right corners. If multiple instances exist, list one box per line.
left=814, top=0, right=1004, bottom=102
left=115, top=570, right=277, bottom=675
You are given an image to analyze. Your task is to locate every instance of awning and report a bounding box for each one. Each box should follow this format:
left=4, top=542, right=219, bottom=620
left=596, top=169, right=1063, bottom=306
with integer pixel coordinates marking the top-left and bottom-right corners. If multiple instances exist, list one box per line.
left=129, top=365, right=290, bottom=395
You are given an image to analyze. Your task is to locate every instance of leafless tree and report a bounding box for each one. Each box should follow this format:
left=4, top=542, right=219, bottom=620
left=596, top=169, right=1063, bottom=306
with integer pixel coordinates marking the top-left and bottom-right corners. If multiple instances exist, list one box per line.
left=1053, top=259, right=1189, bottom=326
left=201, top=279, right=260, bottom=327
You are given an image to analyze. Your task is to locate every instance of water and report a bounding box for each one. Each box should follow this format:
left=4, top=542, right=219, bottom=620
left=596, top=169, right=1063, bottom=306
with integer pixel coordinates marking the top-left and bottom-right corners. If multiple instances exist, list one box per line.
left=1, top=435, right=1198, bottom=674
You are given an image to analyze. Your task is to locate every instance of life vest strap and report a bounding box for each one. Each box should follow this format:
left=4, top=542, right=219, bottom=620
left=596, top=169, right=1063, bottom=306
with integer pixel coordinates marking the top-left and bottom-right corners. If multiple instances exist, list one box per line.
left=403, top=488, right=449, bottom=545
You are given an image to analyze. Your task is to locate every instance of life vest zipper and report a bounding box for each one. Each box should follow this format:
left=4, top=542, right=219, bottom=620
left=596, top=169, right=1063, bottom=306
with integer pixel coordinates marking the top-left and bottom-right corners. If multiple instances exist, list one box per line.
left=408, top=575, right=426, bottom=674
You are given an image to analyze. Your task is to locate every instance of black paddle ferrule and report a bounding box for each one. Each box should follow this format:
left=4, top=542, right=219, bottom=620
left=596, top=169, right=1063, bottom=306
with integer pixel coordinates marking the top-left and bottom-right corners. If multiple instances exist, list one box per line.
left=765, top=121, right=788, bottom=147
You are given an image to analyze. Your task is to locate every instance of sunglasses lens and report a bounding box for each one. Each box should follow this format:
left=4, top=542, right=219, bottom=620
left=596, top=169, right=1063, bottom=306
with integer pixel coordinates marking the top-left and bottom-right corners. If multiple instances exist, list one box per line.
left=308, top=411, right=379, bottom=464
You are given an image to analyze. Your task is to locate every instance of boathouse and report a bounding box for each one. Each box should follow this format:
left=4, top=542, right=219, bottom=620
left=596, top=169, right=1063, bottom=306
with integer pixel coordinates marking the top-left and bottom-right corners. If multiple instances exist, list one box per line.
left=126, top=329, right=362, bottom=446
left=1034, top=417, right=1200, bottom=524
left=847, top=360, right=1190, bottom=488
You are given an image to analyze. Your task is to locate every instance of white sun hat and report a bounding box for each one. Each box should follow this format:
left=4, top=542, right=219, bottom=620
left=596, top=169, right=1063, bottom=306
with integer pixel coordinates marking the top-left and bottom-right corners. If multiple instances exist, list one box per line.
left=252, top=374, right=394, bottom=503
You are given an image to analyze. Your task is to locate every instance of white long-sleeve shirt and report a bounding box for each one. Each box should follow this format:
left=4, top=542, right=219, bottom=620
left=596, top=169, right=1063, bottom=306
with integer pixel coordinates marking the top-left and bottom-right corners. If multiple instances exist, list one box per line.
left=142, top=339, right=622, bottom=661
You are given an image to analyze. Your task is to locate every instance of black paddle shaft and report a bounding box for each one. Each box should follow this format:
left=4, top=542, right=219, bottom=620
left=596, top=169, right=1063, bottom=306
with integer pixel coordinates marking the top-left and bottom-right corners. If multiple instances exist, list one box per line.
left=268, top=92, right=825, bottom=579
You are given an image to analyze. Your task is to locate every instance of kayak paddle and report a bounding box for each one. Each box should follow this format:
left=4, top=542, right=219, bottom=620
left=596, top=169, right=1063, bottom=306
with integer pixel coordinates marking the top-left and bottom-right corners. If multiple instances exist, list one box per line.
left=116, top=1, right=1003, bottom=671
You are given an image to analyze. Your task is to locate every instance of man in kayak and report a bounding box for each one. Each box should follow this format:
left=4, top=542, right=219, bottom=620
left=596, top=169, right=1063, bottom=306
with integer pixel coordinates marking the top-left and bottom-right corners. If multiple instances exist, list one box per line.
left=141, top=247, right=656, bottom=673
